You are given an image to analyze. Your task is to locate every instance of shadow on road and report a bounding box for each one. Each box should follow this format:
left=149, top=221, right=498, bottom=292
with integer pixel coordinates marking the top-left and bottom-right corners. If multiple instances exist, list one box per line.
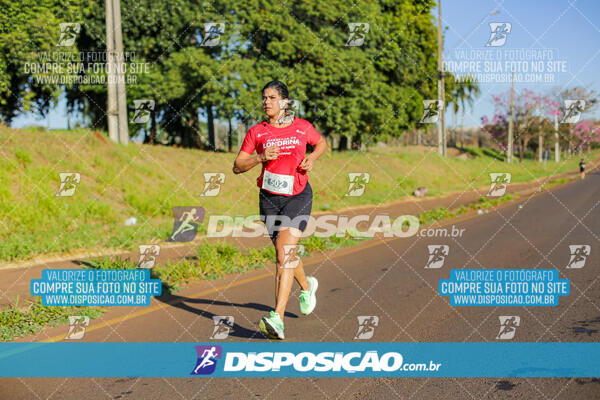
left=155, top=293, right=298, bottom=340
left=72, top=258, right=298, bottom=340
left=571, top=315, right=600, bottom=337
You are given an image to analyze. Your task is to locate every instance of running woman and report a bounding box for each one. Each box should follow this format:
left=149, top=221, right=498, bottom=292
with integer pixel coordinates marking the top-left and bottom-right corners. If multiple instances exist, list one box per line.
left=579, top=158, right=586, bottom=179
left=233, top=80, right=327, bottom=339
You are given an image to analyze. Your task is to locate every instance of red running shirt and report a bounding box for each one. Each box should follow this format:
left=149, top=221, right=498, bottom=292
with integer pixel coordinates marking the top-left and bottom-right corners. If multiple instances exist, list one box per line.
left=240, top=117, right=322, bottom=196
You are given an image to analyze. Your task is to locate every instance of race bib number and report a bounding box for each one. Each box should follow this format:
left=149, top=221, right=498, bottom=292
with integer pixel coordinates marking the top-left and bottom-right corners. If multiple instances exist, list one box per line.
left=262, top=170, right=294, bottom=195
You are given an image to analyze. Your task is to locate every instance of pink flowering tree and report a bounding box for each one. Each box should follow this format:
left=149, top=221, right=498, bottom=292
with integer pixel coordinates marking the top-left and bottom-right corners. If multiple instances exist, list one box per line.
left=482, top=89, right=560, bottom=162
left=553, top=87, right=599, bottom=155
left=572, top=119, right=600, bottom=153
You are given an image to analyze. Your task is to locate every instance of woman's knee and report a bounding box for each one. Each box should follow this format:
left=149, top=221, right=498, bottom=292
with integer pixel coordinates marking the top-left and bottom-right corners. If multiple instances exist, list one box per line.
left=275, top=250, right=286, bottom=266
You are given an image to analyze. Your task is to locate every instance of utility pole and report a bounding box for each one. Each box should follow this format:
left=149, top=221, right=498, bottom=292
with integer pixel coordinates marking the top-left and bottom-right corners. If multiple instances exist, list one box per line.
left=113, top=0, right=128, bottom=144
left=106, top=0, right=118, bottom=143
left=106, top=0, right=128, bottom=144
left=437, top=0, right=445, bottom=156
left=538, top=130, right=543, bottom=162
left=554, top=114, right=560, bottom=162
left=507, top=72, right=514, bottom=163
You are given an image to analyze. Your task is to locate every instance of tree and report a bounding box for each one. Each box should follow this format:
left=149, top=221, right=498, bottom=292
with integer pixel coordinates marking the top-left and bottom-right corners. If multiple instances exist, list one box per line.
left=65, top=0, right=206, bottom=140
left=7, top=0, right=443, bottom=150
left=482, top=89, right=559, bottom=162
left=447, top=74, right=480, bottom=148
left=552, top=86, right=598, bottom=157
left=229, top=0, right=439, bottom=146
left=0, top=0, right=79, bottom=124
left=572, top=119, right=600, bottom=154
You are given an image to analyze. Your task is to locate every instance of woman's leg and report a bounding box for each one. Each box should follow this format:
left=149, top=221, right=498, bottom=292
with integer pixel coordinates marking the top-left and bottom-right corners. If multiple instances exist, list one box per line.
left=274, top=258, right=309, bottom=301
left=273, top=227, right=309, bottom=317
left=293, top=258, right=309, bottom=291
left=273, top=232, right=309, bottom=298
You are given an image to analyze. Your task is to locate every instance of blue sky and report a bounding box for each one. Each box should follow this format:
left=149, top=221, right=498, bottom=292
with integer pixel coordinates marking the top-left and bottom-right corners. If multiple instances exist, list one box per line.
left=438, top=0, right=600, bottom=126
left=13, top=0, right=600, bottom=130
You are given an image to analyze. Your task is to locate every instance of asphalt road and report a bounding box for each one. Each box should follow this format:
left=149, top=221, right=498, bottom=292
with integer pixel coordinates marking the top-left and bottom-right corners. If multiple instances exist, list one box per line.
left=2, top=169, right=599, bottom=399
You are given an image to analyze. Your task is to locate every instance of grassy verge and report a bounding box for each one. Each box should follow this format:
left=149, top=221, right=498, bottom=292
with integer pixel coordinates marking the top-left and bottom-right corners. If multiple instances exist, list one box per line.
left=542, top=177, right=571, bottom=189
left=85, top=193, right=517, bottom=291
left=1, top=126, right=596, bottom=262
left=416, top=194, right=514, bottom=225
left=0, top=190, right=526, bottom=341
left=84, top=233, right=367, bottom=293
left=0, top=298, right=105, bottom=342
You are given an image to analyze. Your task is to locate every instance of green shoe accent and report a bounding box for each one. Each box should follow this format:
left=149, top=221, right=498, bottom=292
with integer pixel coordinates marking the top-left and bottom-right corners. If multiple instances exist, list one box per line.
left=299, top=276, right=318, bottom=315
left=259, top=311, right=285, bottom=339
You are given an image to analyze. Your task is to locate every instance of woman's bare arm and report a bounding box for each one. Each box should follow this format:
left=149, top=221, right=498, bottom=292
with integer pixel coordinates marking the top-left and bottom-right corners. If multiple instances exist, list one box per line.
left=299, top=137, right=328, bottom=172
left=233, top=146, right=280, bottom=174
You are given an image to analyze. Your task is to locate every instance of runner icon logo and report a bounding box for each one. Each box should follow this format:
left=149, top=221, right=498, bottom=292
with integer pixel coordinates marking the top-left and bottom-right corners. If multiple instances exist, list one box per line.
left=132, top=100, right=155, bottom=124
left=425, top=245, right=449, bottom=269
left=191, top=345, right=222, bottom=375
left=561, top=100, right=585, bottom=124
left=57, top=23, right=80, bottom=46
left=420, top=100, right=443, bottom=123
left=345, top=173, right=370, bottom=197
left=566, top=245, right=590, bottom=269
left=487, top=173, right=511, bottom=197
left=168, top=206, right=205, bottom=242
left=346, top=23, right=369, bottom=47
left=210, top=316, right=234, bottom=339
left=56, top=172, right=81, bottom=197
left=496, top=316, right=520, bottom=340
left=137, top=245, right=160, bottom=269
left=65, top=316, right=89, bottom=340
left=281, top=244, right=305, bottom=269
left=200, top=23, right=225, bottom=47
left=354, top=316, right=379, bottom=340
left=200, top=173, right=225, bottom=197
left=275, top=99, right=301, bottom=125
left=486, top=22, right=512, bottom=47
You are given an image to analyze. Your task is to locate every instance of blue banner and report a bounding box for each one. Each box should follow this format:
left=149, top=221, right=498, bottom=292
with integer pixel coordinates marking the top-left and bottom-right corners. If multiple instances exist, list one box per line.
left=30, top=269, right=161, bottom=306
left=439, top=269, right=569, bottom=306
left=0, top=342, right=597, bottom=377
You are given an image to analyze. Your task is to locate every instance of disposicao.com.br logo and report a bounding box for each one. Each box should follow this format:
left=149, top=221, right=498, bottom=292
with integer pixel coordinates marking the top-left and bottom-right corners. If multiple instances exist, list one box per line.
left=191, top=347, right=442, bottom=376
left=206, top=214, right=421, bottom=238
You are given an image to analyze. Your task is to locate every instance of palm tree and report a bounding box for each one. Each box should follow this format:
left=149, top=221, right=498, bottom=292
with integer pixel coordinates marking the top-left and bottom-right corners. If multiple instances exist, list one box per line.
left=448, top=76, right=480, bottom=148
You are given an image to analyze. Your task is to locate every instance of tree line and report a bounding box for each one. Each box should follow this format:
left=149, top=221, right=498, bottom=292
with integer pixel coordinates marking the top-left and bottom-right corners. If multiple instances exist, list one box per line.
left=1, top=0, right=487, bottom=150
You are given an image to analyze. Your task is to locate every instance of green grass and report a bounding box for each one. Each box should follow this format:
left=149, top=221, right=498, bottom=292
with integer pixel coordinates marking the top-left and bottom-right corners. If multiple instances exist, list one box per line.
left=0, top=190, right=520, bottom=342
left=83, top=233, right=368, bottom=293
left=462, top=146, right=505, bottom=161
left=418, top=207, right=455, bottom=225
left=410, top=194, right=514, bottom=227
left=81, top=190, right=517, bottom=294
left=0, top=298, right=105, bottom=342
left=469, top=194, right=515, bottom=210
left=0, top=126, right=595, bottom=262
left=14, top=147, right=32, bottom=167
left=542, top=177, right=571, bottom=189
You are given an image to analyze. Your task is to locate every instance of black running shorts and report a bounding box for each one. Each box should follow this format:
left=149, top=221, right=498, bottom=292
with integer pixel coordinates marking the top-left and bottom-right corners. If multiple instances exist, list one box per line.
left=259, top=182, right=313, bottom=241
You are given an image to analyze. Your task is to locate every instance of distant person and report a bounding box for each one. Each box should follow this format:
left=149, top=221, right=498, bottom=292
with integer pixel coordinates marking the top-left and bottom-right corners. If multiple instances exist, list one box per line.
left=233, top=80, right=326, bottom=339
left=579, top=158, right=586, bottom=179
